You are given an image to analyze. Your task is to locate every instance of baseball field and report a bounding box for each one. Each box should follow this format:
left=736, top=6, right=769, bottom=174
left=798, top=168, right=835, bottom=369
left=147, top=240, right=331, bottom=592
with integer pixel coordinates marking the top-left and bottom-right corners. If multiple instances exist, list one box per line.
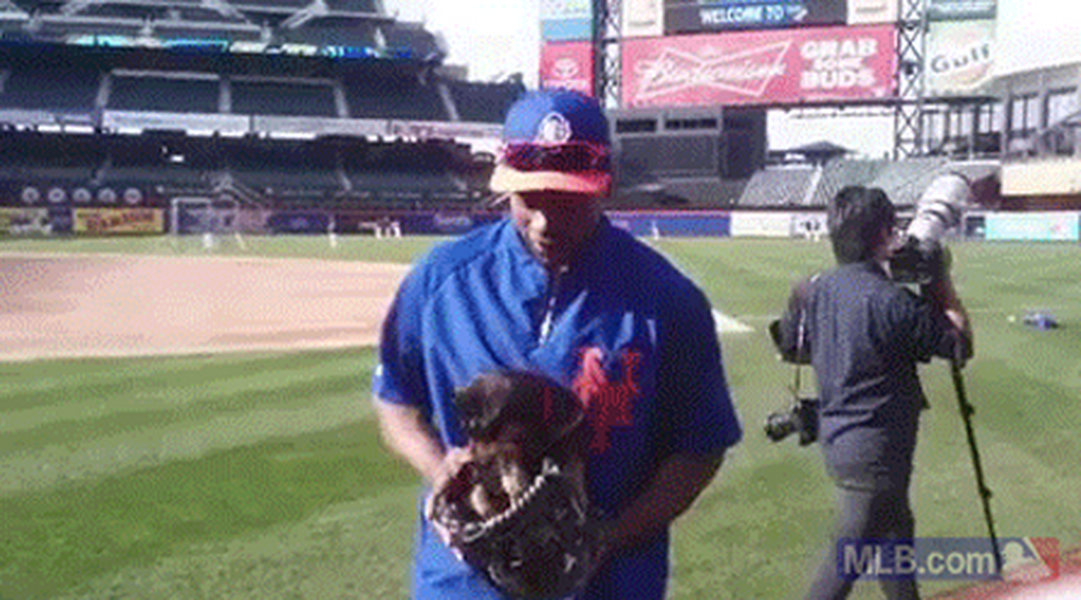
left=1, top=234, right=1078, bottom=599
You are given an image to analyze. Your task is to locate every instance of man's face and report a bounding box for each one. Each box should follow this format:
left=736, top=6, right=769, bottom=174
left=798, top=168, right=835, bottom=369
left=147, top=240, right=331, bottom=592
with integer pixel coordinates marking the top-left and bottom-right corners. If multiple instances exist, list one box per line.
left=508, top=191, right=601, bottom=270
left=880, top=223, right=904, bottom=262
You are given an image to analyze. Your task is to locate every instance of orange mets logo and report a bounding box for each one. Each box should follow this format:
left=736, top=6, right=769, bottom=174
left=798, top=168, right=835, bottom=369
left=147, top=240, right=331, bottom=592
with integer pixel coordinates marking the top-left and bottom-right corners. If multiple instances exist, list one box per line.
left=572, top=347, right=642, bottom=453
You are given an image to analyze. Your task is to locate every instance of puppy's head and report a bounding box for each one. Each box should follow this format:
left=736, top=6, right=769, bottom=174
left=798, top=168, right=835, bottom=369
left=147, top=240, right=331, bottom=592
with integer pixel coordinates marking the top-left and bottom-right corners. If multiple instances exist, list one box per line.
left=455, top=370, right=587, bottom=462
left=454, top=371, right=589, bottom=518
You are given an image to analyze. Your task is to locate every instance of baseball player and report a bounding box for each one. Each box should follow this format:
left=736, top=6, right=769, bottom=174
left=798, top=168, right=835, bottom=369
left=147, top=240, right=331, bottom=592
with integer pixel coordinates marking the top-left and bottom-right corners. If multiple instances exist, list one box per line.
left=373, top=89, right=742, bottom=599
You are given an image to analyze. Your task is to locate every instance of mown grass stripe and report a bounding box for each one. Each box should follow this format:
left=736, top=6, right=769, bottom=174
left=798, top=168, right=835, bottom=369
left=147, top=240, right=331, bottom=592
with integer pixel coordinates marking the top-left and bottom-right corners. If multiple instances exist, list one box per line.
left=0, top=350, right=380, bottom=496
left=0, top=351, right=364, bottom=414
left=0, top=421, right=417, bottom=599
left=0, top=350, right=373, bottom=439
left=52, top=486, right=420, bottom=600
left=0, top=373, right=364, bottom=455
left=0, top=394, right=378, bottom=495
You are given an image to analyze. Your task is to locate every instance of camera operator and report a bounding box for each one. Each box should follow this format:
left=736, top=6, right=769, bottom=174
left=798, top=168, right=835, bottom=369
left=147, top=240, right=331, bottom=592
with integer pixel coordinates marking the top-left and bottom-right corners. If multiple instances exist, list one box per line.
left=775, top=186, right=972, bottom=599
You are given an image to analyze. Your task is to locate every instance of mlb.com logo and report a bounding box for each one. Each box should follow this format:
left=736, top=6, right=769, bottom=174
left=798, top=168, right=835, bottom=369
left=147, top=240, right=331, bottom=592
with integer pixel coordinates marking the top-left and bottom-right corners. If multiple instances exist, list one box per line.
left=837, top=537, right=1060, bottom=581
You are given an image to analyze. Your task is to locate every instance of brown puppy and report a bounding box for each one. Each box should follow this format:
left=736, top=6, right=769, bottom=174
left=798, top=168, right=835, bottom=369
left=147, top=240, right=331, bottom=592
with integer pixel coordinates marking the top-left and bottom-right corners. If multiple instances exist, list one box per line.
left=451, top=371, right=589, bottom=521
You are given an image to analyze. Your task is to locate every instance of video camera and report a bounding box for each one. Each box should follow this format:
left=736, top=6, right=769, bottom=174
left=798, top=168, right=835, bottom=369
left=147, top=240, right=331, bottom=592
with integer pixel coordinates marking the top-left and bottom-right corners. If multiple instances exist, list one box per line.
left=765, top=320, right=819, bottom=446
left=764, top=397, right=820, bottom=446
left=889, top=173, right=971, bottom=284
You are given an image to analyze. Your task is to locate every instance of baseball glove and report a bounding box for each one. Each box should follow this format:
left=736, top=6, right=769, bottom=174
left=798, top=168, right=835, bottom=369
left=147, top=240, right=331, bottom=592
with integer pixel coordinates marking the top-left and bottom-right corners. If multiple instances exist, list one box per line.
left=429, top=370, right=601, bottom=599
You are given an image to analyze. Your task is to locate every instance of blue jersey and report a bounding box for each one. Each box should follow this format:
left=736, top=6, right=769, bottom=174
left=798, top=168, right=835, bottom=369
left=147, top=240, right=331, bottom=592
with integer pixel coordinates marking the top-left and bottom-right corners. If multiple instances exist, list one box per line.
left=373, top=217, right=742, bottom=599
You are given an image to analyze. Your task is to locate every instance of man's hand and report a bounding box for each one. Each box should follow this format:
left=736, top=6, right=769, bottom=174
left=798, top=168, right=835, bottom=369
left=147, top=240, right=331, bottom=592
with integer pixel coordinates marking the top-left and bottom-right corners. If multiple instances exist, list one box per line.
left=374, top=401, right=446, bottom=489
left=598, top=452, right=724, bottom=557
left=588, top=516, right=621, bottom=573
left=425, top=447, right=473, bottom=516
left=424, top=446, right=476, bottom=547
left=772, top=276, right=817, bottom=364
left=921, top=268, right=974, bottom=364
left=928, top=243, right=952, bottom=284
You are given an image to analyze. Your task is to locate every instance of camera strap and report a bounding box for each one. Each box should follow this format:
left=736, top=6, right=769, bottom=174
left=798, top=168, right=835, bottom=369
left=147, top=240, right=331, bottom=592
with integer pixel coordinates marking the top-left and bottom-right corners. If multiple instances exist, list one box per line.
left=791, top=347, right=808, bottom=403
left=792, top=364, right=805, bottom=399
left=790, top=275, right=818, bottom=401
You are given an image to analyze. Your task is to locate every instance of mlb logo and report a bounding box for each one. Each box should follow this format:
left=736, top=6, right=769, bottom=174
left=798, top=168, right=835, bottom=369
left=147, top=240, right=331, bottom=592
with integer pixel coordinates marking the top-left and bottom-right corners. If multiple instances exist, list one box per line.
left=835, top=536, right=1062, bottom=583
left=1000, top=537, right=1060, bottom=583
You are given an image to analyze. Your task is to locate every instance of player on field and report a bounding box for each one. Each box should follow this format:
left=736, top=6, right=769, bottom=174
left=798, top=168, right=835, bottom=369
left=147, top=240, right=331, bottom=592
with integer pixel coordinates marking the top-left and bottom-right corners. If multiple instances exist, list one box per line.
left=372, top=89, right=742, bottom=599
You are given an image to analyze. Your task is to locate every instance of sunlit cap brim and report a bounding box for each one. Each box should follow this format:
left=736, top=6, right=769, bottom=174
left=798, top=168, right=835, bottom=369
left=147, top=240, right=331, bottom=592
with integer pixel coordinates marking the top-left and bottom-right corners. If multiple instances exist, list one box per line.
left=490, top=165, right=611, bottom=197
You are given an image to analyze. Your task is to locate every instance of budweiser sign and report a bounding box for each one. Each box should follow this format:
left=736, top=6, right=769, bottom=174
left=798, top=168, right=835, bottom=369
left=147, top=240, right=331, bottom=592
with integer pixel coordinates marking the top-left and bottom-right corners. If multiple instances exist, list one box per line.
left=623, top=25, right=897, bottom=107
left=632, top=41, right=791, bottom=101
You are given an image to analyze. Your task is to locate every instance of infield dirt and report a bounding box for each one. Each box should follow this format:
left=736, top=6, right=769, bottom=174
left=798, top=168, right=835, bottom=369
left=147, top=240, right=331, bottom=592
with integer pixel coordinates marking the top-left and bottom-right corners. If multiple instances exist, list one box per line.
left=0, top=253, right=408, bottom=362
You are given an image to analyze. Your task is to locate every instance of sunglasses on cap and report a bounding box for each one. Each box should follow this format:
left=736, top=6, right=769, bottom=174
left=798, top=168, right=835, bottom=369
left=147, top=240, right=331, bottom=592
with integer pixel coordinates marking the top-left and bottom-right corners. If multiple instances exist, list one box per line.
left=499, top=142, right=611, bottom=174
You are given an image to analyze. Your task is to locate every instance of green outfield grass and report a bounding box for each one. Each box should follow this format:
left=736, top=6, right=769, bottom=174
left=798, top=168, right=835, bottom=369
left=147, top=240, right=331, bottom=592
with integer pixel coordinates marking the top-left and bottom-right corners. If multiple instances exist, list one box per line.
left=0, top=233, right=438, bottom=265
left=1, top=236, right=1079, bottom=599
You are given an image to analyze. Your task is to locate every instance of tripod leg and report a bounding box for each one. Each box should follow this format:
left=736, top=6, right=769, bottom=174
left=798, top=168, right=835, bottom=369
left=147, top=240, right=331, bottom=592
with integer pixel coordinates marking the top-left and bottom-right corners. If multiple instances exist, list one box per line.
left=950, top=353, right=1003, bottom=576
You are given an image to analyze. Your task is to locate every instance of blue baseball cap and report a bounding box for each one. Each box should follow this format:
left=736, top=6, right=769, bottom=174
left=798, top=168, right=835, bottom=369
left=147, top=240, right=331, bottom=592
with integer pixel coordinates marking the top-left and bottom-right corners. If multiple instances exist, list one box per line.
left=490, top=89, right=612, bottom=197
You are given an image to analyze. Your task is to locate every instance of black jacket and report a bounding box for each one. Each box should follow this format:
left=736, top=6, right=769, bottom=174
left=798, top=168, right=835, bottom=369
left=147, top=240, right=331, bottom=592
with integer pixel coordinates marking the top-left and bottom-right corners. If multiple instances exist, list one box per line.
left=777, top=261, right=964, bottom=483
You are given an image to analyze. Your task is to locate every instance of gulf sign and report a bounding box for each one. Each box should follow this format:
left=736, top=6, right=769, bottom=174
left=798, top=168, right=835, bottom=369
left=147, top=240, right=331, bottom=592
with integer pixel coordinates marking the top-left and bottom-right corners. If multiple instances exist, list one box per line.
left=926, top=20, right=995, bottom=97
left=622, top=25, right=896, bottom=107
left=540, top=42, right=594, bottom=96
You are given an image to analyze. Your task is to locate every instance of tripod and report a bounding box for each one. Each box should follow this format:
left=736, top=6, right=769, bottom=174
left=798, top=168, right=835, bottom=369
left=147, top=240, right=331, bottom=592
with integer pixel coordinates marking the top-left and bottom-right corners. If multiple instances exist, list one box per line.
left=949, top=344, right=1003, bottom=576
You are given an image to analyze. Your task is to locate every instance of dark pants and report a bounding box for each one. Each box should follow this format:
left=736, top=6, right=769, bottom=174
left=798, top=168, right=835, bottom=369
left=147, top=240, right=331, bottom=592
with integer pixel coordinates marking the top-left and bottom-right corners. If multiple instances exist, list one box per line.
left=806, top=479, right=919, bottom=600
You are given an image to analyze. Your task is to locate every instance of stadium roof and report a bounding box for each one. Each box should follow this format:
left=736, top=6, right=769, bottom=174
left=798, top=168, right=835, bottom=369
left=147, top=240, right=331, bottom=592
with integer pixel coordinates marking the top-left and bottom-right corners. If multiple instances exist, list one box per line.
left=783, top=140, right=851, bottom=156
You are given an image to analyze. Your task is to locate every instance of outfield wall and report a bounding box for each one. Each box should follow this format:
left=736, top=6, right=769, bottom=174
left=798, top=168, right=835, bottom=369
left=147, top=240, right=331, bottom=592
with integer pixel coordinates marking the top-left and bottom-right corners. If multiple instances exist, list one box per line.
left=608, top=211, right=731, bottom=237
left=2, top=207, right=1079, bottom=242
left=606, top=211, right=831, bottom=238
left=984, top=212, right=1081, bottom=242
left=729, top=211, right=828, bottom=238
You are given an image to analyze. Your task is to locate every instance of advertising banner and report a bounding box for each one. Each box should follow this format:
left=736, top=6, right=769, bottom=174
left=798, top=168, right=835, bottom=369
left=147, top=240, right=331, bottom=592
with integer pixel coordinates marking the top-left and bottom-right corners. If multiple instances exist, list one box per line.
left=541, top=0, right=593, bottom=41
left=74, top=208, right=164, bottom=234
left=927, top=0, right=996, bottom=21
left=623, top=0, right=665, bottom=37
left=847, top=0, right=897, bottom=24
left=607, top=210, right=731, bottom=237
left=389, top=212, right=503, bottom=235
left=792, top=212, right=828, bottom=238
left=926, top=20, right=995, bottom=97
left=540, top=42, right=595, bottom=95
left=730, top=211, right=794, bottom=237
left=384, top=120, right=502, bottom=141
left=665, top=0, right=846, bottom=35
left=1002, top=160, right=1081, bottom=196
left=104, top=111, right=250, bottom=137
left=266, top=211, right=331, bottom=234
left=985, top=212, right=1080, bottom=242
left=726, top=211, right=827, bottom=237
left=622, top=25, right=896, bottom=107
left=0, top=208, right=52, bottom=235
